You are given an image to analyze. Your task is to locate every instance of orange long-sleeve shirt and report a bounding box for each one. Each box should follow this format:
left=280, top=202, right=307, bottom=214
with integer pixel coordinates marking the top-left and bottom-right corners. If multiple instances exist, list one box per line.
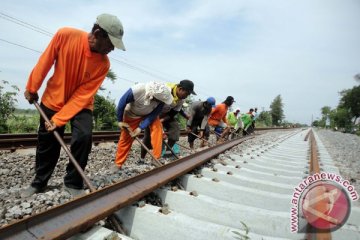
left=208, top=103, right=229, bottom=126
left=26, top=27, right=110, bottom=127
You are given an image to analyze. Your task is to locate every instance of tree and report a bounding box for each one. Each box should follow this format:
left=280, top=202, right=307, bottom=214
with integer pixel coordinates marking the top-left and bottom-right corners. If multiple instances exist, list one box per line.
left=106, top=69, right=117, bottom=83
left=339, top=86, right=360, bottom=124
left=99, top=69, right=117, bottom=90
left=93, top=93, right=117, bottom=130
left=269, top=95, right=284, bottom=126
left=354, top=73, right=360, bottom=83
left=320, top=106, right=331, bottom=128
left=257, top=111, right=272, bottom=126
left=330, top=107, right=352, bottom=131
left=92, top=69, right=118, bottom=130
left=0, top=80, right=19, bottom=133
left=312, top=120, right=320, bottom=127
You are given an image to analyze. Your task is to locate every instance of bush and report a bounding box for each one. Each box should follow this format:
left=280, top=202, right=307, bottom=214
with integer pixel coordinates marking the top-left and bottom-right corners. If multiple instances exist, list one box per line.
left=7, top=114, right=39, bottom=133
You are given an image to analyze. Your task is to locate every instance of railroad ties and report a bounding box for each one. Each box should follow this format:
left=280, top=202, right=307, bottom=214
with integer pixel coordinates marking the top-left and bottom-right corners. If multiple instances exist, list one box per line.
left=111, top=129, right=360, bottom=239
left=1, top=129, right=359, bottom=239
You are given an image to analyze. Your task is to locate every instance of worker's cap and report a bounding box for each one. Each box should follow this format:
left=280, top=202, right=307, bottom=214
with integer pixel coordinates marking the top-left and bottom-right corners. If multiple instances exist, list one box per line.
left=206, top=97, right=216, bottom=107
left=96, top=13, right=126, bottom=51
left=178, top=80, right=196, bottom=95
left=226, top=96, right=235, bottom=103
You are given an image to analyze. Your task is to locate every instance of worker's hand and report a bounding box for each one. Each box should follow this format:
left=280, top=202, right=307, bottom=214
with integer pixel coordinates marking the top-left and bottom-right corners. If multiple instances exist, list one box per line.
left=162, top=132, right=168, bottom=140
left=24, top=90, right=39, bottom=104
left=186, top=126, right=192, bottom=133
left=199, top=131, right=204, bottom=138
left=45, top=120, right=56, bottom=132
left=118, top=121, right=130, bottom=129
left=130, top=127, right=142, bottom=138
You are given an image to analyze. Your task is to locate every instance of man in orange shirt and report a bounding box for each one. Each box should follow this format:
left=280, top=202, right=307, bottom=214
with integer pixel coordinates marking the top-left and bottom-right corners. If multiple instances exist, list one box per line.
left=206, top=96, right=235, bottom=142
left=22, top=13, right=125, bottom=197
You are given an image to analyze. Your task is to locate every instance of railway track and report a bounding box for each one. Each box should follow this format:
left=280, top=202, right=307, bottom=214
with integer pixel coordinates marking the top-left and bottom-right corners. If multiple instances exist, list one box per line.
left=0, top=127, right=287, bottom=151
left=0, top=128, right=359, bottom=239
left=0, top=131, right=120, bottom=151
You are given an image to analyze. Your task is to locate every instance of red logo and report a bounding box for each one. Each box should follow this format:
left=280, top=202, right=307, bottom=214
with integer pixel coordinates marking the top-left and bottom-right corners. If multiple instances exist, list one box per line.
left=301, top=182, right=350, bottom=231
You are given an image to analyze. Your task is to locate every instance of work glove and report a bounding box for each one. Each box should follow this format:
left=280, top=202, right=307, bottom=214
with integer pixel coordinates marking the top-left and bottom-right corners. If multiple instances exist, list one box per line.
left=45, top=120, right=57, bottom=132
left=130, top=127, right=142, bottom=138
left=118, top=121, right=130, bottom=129
left=24, top=90, right=39, bottom=104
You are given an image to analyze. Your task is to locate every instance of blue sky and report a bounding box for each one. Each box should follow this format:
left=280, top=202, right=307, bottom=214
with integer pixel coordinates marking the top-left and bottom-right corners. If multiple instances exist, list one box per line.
left=1, top=0, right=359, bottom=124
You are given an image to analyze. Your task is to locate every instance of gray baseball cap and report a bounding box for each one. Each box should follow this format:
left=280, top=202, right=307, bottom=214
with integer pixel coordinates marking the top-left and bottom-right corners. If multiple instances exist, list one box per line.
left=96, top=13, right=126, bottom=51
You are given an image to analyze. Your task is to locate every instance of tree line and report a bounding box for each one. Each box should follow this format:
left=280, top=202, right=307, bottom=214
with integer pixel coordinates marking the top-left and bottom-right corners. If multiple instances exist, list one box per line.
left=1, top=71, right=293, bottom=133
left=313, top=77, right=360, bottom=134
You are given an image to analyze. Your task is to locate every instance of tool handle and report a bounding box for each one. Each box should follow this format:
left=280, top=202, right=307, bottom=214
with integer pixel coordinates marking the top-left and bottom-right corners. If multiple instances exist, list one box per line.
left=33, top=102, right=96, bottom=192
left=123, top=126, right=163, bottom=167
left=163, top=141, right=180, bottom=159
left=189, top=131, right=209, bottom=143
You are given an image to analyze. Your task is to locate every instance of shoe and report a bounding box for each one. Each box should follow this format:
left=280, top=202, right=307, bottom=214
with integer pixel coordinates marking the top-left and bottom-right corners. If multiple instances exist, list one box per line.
left=137, top=158, right=146, bottom=164
left=110, top=164, right=122, bottom=174
left=21, top=186, right=44, bottom=198
left=162, top=150, right=173, bottom=158
left=64, top=185, right=85, bottom=197
left=216, top=138, right=224, bottom=144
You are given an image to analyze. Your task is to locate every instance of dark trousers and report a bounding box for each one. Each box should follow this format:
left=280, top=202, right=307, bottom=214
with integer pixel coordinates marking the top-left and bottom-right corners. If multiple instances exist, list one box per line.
left=142, top=117, right=180, bottom=157
left=31, top=103, right=93, bottom=190
left=162, top=118, right=180, bottom=143
left=143, top=118, right=180, bottom=148
left=187, top=119, right=202, bottom=143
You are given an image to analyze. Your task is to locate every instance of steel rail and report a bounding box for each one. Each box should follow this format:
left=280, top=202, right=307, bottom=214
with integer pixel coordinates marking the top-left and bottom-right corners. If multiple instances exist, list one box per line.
left=0, top=127, right=294, bottom=151
left=306, top=129, right=332, bottom=240
left=0, top=135, right=254, bottom=240
left=0, top=132, right=120, bottom=151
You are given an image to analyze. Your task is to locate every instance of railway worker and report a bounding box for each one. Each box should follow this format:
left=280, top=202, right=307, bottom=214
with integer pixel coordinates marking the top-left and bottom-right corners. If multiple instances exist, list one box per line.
left=114, top=81, right=173, bottom=169
left=252, top=107, right=259, bottom=133
left=227, top=108, right=241, bottom=139
left=22, top=14, right=125, bottom=198
left=140, top=80, right=196, bottom=159
left=227, top=108, right=240, bottom=128
left=186, top=97, right=216, bottom=149
left=242, top=109, right=255, bottom=135
left=205, top=96, right=235, bottom=143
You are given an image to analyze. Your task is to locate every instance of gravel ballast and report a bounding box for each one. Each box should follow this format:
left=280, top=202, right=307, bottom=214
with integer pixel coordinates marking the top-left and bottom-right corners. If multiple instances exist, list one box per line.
left=3, top=129, right=357, bottom=229
left=316, top=129, right=360, bottom=206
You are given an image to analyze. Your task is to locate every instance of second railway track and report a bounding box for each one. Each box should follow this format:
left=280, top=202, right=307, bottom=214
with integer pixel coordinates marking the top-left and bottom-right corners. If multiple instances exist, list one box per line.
left=0, top=128, right=359, bottom=239
left=0, top=128, right=286, bottom=151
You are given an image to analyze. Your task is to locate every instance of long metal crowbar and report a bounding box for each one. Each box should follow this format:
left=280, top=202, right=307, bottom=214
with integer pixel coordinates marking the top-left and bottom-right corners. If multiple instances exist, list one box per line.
left=34, top=101, right=126, bottom=234
left=123, top=126, right=163, bottom=167
left=33, top=102, right=95, bottom=191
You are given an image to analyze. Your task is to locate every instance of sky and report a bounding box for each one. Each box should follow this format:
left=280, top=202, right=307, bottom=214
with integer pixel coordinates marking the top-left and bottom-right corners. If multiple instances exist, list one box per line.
left=1, top=0, right=359, bottom=125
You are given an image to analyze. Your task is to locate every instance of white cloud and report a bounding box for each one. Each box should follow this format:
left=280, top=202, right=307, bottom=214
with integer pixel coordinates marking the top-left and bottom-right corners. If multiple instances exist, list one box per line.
left=1, top=0, right=359, bottom=125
